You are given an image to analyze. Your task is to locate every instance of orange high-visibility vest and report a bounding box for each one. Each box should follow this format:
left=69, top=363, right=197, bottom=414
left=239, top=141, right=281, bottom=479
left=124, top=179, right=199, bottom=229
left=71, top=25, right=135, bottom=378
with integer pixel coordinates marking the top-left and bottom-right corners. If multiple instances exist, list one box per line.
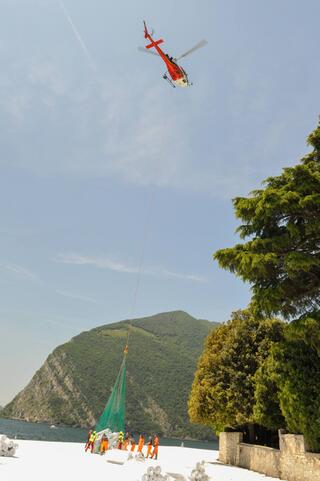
left=146, top=441, right=152, bottom=457
left=138, top=436, right=144, bottom=451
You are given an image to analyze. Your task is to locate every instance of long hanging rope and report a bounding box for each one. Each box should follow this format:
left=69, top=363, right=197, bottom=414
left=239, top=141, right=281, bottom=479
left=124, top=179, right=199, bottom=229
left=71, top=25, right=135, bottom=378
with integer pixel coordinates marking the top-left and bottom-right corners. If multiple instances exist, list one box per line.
left=95, top=191, right=157, bottom=432
left=125, top=189, right=156, bottom=350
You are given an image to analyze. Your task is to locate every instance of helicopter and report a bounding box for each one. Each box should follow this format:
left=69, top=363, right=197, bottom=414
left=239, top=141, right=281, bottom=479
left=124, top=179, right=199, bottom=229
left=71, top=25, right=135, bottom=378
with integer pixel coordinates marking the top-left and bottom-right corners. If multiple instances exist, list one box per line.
left=139, top=21, right=207, bottom=88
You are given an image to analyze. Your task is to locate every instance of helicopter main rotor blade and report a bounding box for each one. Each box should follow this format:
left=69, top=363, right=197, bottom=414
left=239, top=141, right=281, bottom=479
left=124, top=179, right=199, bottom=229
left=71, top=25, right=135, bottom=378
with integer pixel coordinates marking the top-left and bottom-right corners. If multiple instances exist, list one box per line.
left=138, top=46, right=159, bottom=56
left=176, top=39, right=208, bottom=61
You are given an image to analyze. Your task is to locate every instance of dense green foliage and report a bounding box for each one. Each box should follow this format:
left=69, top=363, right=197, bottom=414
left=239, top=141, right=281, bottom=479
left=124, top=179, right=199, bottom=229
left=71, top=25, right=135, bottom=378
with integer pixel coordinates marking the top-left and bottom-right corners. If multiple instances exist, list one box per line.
left=188, top=310, right=284, bottom=433
left=214, top=123, right=320, bottom=319
left=3, top=311, right=218, bottom=439
left=253, top=352, right=286, bottom=431
left=256, top=316, right=320, bottom=451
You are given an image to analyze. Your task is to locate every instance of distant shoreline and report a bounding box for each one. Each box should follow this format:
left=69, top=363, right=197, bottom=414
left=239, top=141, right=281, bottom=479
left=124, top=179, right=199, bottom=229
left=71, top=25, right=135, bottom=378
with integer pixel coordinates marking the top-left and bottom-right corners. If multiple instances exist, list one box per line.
left=0, top=418, right=218, bottom=450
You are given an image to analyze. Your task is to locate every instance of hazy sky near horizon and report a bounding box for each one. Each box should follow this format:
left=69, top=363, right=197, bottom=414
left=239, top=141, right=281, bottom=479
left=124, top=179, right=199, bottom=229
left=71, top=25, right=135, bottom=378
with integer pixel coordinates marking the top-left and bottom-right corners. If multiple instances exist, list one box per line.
left=0, top=0, right=319, bottom=406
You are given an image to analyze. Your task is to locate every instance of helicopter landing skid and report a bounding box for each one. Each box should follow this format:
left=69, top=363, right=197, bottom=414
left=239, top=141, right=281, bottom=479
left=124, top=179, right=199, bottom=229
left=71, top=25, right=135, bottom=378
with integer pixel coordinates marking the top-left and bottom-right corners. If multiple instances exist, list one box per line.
left=163, top=73, right=176, bottom=88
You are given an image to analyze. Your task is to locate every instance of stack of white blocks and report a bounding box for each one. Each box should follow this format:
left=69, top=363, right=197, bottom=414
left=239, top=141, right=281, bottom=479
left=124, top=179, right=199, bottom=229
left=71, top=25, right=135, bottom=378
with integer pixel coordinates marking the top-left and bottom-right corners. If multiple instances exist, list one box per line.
left=127, top=451, right=145, bottom=462
left=189, top=461, right=209, bottom=481
left=140, top=465, right=173, bottom=481
left=0, top=434, right=18, bottom=457
left=136, top=460, right=209, bottom=481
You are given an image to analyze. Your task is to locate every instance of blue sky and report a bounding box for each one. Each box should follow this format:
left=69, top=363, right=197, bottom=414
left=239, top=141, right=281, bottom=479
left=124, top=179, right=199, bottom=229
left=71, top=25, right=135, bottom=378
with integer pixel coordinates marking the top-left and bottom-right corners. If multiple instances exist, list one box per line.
left=0, top=0, right=319, bottom=405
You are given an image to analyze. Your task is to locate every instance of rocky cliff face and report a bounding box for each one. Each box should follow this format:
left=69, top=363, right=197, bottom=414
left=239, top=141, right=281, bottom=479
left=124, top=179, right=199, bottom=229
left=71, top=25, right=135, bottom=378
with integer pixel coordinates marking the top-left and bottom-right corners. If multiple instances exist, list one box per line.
left=3, top=311, right=218, bottom=438
left=6, top=350, right=96, bottom=426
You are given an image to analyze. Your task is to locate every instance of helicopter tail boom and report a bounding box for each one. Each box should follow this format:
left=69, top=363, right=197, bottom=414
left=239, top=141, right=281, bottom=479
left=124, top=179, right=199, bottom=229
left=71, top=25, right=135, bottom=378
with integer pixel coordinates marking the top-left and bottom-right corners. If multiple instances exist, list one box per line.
left=143, top=20, right=149, bottom=38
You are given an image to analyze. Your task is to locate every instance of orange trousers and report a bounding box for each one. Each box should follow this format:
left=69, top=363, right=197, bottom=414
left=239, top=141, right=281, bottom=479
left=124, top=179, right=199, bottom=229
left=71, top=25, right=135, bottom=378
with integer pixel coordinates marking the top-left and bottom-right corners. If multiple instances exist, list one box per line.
left=130, top=442, right=136, bottom=452
left=85, top=441, right=94, bottom=453
left=123, top=440, right=129, bottom=450
left=146, top=445, right=152, bottom=458
left=100, top=440, right=108, bottom=453
left=151, top=446, right=158, bottom=459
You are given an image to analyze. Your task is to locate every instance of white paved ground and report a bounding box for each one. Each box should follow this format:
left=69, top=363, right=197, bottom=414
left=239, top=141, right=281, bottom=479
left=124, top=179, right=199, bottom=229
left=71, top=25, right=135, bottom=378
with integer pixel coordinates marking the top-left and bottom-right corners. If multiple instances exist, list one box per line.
left=0, top=439, right=279, bottom=481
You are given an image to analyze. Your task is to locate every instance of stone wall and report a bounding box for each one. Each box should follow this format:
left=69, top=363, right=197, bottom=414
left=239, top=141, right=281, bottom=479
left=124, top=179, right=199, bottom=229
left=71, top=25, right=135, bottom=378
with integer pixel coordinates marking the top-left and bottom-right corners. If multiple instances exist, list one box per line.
left=279, top=434, right=320, bottom=481
left=219, top=431, right=320, bottom=481
left=238, top=442, right=280, bottom=478
left=219, top=432, right=242, bottom=465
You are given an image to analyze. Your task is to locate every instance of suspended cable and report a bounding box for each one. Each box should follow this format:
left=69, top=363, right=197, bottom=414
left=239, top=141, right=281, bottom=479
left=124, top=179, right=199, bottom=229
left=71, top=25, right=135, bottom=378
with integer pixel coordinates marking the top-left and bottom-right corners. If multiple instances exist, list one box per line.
left=52, top=5, right=160, bottom=435
left=125, top=189, right=156, bottom=349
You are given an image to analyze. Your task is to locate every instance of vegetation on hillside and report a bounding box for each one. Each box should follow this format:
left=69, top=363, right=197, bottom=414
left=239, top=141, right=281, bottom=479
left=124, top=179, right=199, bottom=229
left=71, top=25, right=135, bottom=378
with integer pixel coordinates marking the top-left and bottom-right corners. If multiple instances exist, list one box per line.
left=3, top=311, right=218, bottom=440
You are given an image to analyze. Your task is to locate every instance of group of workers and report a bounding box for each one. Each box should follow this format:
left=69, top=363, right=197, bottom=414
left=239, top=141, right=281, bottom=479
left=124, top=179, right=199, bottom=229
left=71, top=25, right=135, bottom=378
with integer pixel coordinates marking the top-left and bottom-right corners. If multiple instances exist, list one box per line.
left=85, top=430, right=159, bottom=460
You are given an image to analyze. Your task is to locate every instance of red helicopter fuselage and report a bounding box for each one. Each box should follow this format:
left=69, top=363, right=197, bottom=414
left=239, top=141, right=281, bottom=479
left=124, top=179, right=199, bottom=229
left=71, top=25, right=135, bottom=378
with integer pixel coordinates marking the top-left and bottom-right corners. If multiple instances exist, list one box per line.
left=143, top=22, right=189, bottom=87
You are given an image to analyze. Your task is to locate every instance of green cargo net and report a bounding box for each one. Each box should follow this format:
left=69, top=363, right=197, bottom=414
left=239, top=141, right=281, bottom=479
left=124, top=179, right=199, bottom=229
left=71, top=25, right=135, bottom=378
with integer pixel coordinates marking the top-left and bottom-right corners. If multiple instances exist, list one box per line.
left=95, top=355, right=126, bottom=433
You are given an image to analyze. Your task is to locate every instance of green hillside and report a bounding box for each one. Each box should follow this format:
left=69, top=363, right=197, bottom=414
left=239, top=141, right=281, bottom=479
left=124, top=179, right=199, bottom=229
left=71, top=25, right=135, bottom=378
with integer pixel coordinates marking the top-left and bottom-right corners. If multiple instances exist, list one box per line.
left=3, top=311, right=218, bottom=439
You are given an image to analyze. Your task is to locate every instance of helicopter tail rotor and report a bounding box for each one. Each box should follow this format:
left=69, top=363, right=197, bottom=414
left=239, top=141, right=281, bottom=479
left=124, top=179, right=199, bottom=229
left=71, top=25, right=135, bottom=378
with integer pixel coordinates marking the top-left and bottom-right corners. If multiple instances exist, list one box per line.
left=138, top=46, right=159, bottom=56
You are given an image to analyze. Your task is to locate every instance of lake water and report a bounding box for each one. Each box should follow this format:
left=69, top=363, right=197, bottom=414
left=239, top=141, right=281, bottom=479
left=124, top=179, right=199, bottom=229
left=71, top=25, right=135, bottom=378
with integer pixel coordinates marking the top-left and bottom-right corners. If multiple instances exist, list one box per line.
left=0, top=418, right=218, bottom=450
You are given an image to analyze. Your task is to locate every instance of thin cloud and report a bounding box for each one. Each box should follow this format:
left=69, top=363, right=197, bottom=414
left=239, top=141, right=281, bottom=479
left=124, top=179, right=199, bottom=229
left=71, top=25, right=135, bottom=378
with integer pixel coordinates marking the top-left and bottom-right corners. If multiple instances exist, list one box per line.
left=55, top=289, right=98, bottom=304
left=55, top=253, right=138, bottom=274
left=160, top=269, right=206, bottom=283
left=0, top=262, right=38, bottom=281
left=55, top=253, right=206, bottom=283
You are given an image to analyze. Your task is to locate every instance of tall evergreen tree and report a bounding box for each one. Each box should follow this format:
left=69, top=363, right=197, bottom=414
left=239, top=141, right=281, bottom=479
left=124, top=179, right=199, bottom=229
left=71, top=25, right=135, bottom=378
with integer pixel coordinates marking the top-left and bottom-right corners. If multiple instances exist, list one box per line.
left=214, top=123, right=320, bottom=319
left=211, top=121, right=320, bottom=449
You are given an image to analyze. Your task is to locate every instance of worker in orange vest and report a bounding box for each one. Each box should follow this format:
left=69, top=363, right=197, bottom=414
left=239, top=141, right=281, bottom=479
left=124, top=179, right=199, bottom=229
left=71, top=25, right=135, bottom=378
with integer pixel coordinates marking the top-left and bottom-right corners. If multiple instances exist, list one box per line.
left=130, top=435, right=136, bottom=452
left=146, top=436, right=153, bottom=458
left=151, top=434, right=159, bottom=460
left=100, top=433, right=109, bottom=454
left=137, top=434, right=145, bottom=454
left=123, top=432, right=130, bottom=450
